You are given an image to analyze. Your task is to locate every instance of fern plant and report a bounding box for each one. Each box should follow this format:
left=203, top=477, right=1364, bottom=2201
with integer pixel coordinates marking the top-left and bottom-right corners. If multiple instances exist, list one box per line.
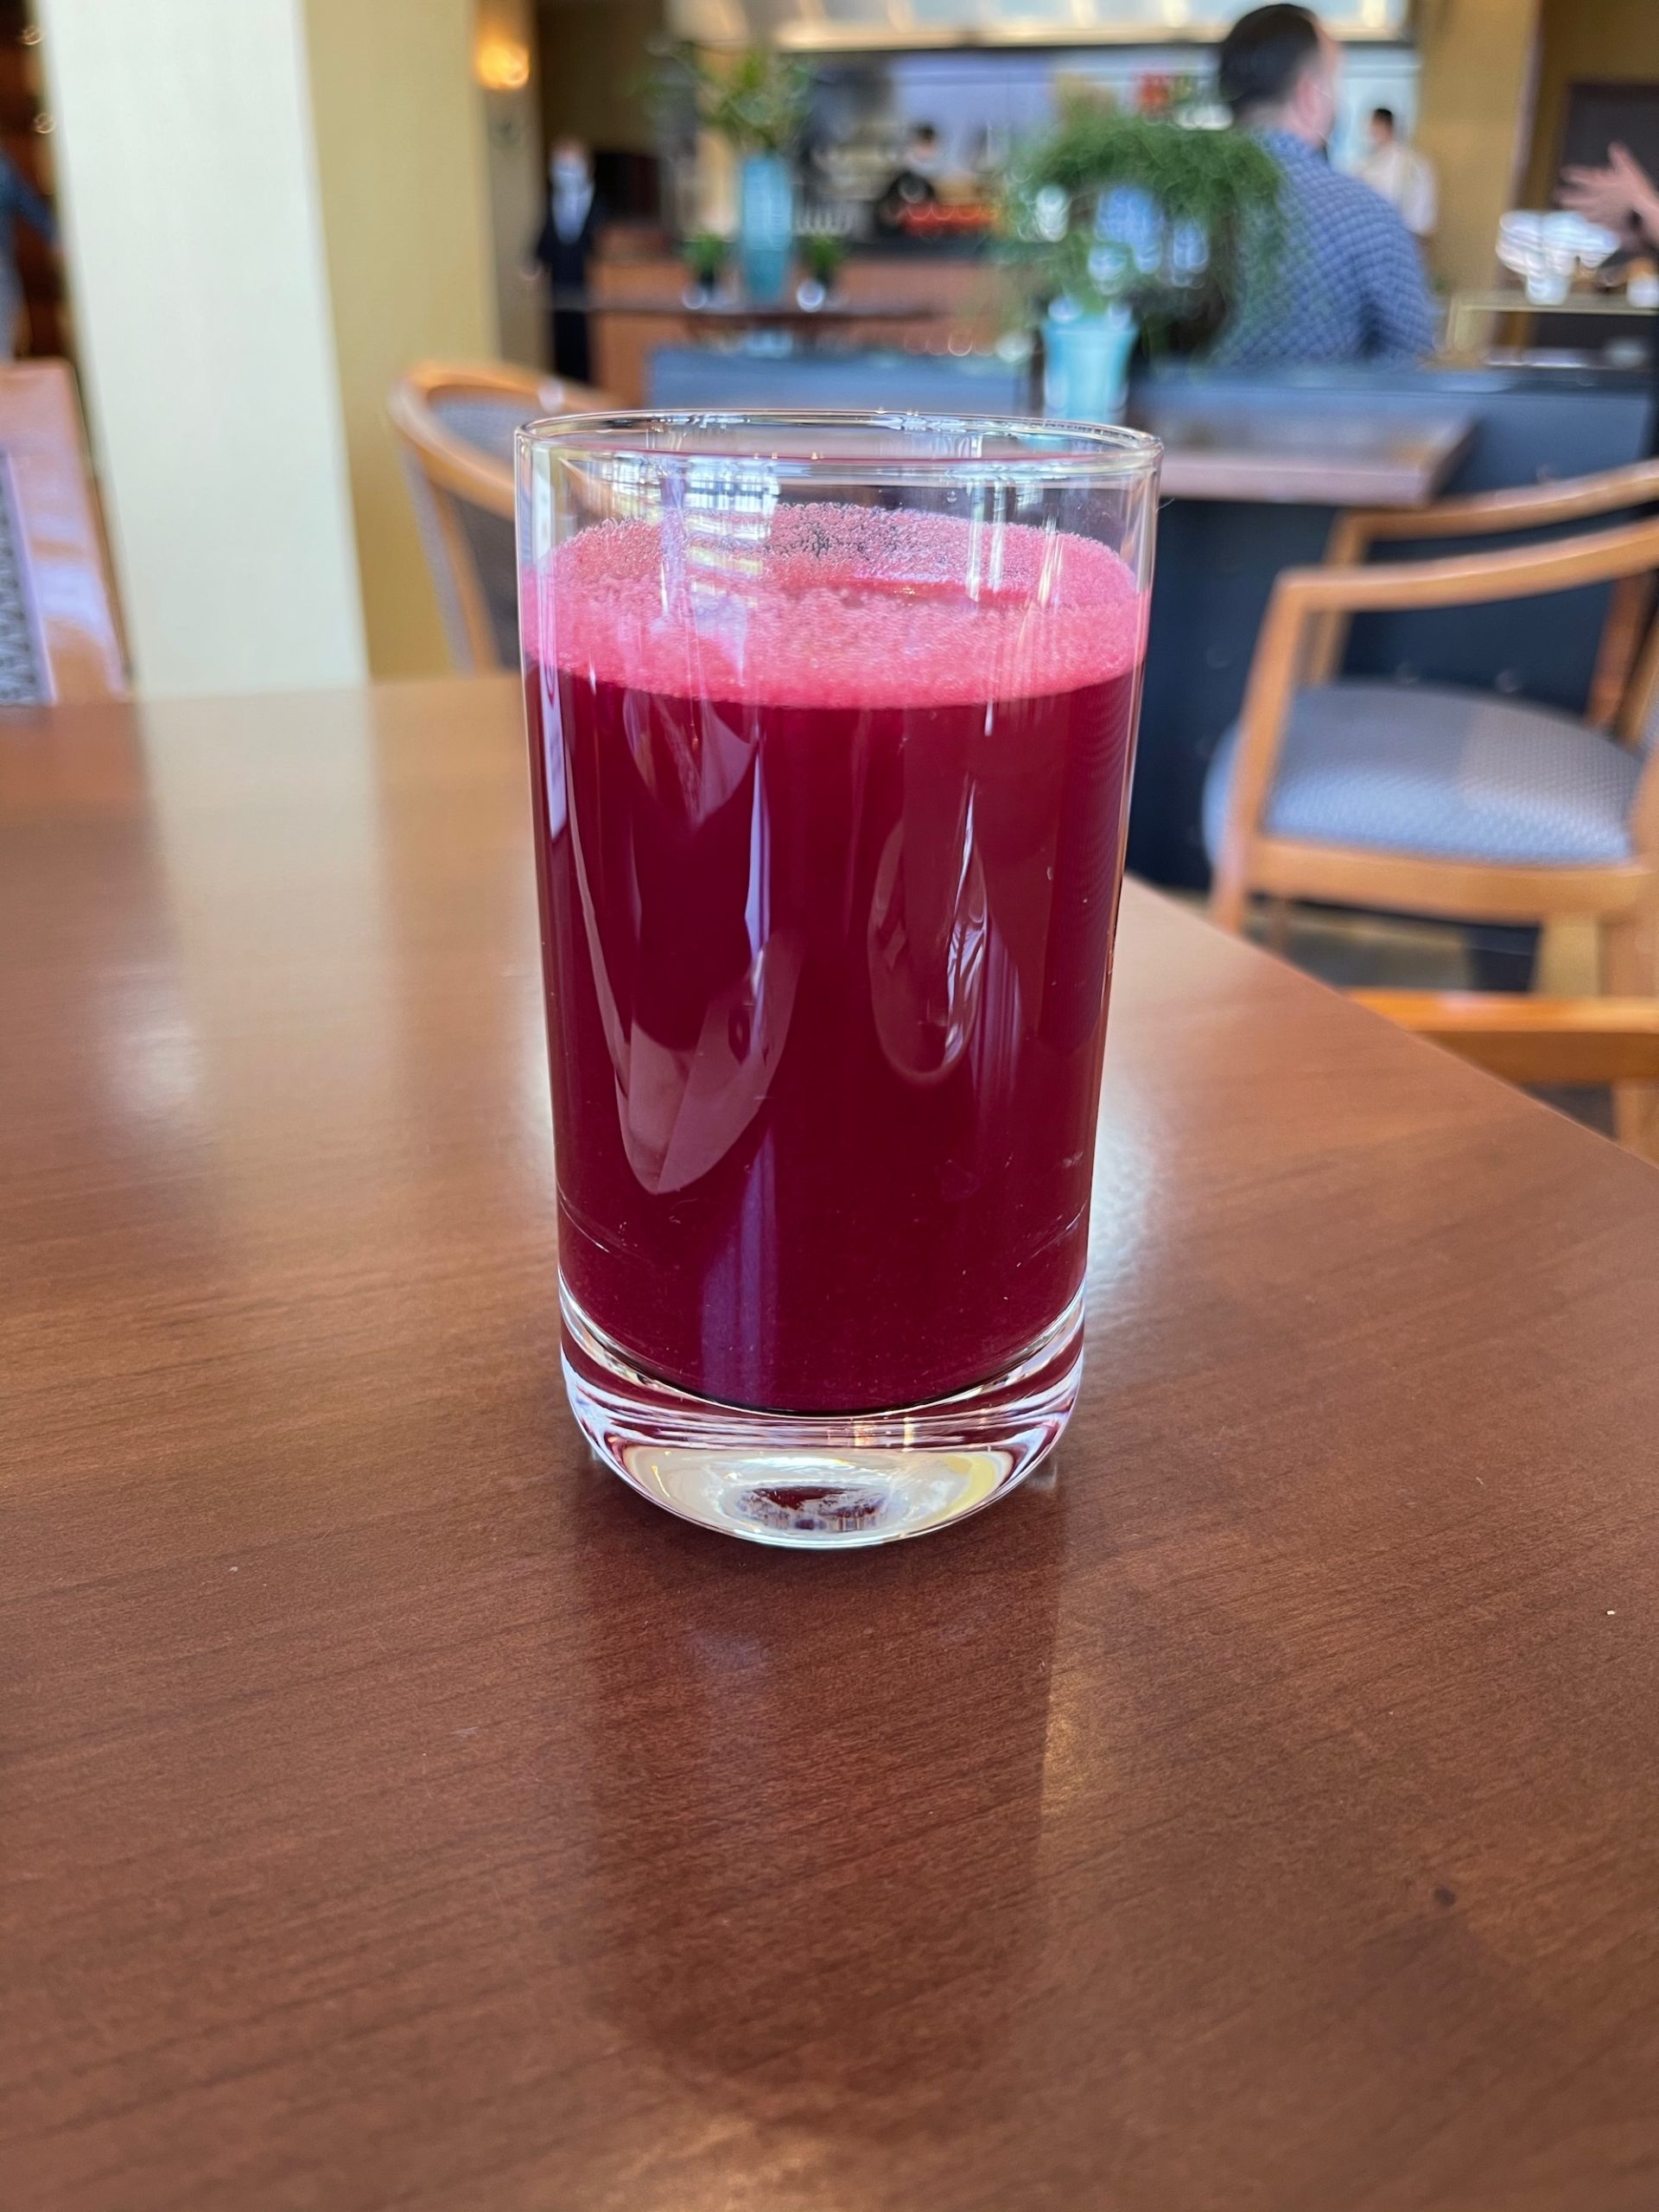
left=798, top=230, right=846, bottom=288
left=1002, top=102, right=1281, bottom=329
left=683, top=231, right=729, bottom=289
left=651, top=42, right=812, bottom=159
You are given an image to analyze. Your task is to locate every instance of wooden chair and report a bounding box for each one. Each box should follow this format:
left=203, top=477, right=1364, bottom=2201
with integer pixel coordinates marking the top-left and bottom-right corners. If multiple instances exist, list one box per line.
left=0, top=359, right=124, bottom=702
left=387, top=359, right=612, bottom=673
left=1356, top=992, right=1659, bottom=1088
left=1204, top=461, right=1659, bottom=1157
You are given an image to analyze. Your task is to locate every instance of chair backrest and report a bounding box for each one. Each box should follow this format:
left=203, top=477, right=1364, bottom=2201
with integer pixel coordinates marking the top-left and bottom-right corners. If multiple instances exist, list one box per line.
left=1314, top=457, right=1659, bottom=745
left=0, top=359, right=124, bottom=704
left=1332, top=457, right=1659, bottom=554
left=387, top=360, right=612, bottom=673
left=1488, top=467, right=1659, bottom=757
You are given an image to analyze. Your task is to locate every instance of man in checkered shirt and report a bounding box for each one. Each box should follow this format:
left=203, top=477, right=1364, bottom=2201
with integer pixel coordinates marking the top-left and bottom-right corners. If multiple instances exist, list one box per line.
left=1211, top=4, right=1437, bottom=367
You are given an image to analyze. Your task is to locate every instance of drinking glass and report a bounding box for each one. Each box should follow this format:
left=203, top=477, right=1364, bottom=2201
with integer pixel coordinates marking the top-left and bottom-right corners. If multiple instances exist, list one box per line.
left=517, top=411, right=1160, bottom=1548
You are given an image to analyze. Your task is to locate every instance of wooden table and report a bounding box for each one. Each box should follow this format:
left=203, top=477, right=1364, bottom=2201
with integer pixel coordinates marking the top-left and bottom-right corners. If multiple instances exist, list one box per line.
left=1141, top=404, right=1475, bottom=507
left=6, top=679, right=1659, bottom=2212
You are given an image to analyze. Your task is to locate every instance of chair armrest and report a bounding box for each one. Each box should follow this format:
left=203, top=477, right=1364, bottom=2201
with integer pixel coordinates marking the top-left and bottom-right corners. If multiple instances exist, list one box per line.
left=1354, top=991, right=1659, bottom=1085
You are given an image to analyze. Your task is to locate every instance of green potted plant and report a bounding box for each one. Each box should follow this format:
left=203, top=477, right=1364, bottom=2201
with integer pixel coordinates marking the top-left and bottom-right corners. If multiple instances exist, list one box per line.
left=795, top=227, right=845, bottom=310
left=657, top=43, right=812, bottom=305
left=1002, top=100, right=1281, bottom=421
left=682, top=229, right=729, bottom=306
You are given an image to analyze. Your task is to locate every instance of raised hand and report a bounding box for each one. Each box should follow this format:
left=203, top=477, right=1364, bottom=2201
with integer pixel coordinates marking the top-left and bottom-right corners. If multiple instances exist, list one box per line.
left=1560, top=142, right=1659, bottom=242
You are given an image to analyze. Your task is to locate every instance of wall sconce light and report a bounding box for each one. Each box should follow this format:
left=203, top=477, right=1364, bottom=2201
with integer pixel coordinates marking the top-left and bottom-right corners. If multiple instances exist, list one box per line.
left=475, top=38, right=531, bottom=93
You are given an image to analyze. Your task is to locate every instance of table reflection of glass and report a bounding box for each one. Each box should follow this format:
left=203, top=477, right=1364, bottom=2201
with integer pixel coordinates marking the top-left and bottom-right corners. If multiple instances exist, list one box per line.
left=562, top=1462, right=1065, bottom=2157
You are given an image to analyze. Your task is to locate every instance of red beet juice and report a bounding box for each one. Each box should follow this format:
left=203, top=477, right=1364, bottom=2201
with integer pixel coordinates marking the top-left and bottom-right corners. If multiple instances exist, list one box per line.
left=524, top=502, right=1146, bottom=1415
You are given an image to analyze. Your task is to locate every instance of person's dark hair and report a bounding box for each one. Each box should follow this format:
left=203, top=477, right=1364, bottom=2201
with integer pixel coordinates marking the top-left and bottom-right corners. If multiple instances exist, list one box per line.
left=912, top=123, right=939, bottom=147
left=1371, top=105, right=1396, bottom=130
left=1217, top=4, right=1322, bottom=121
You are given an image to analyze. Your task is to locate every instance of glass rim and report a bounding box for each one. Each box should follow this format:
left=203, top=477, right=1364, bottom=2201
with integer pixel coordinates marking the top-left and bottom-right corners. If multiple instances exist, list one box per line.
left=515, top=408, right=1162, bottom=480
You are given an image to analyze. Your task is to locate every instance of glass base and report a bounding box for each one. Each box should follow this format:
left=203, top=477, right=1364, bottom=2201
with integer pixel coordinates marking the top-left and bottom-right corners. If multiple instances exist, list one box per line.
left=561, top=1289, right=1084, bottom=1550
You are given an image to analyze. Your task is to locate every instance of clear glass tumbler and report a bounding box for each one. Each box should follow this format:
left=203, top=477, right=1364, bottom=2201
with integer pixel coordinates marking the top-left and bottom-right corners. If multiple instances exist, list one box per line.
left=517, top=412, right=1160, bottom=1548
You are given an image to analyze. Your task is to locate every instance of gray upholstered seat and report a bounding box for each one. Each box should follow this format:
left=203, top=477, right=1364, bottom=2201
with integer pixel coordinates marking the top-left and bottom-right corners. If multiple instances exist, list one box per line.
left=1202, top=680, right=1643, bottom=869
left=430, top=394, right=524, bottom=465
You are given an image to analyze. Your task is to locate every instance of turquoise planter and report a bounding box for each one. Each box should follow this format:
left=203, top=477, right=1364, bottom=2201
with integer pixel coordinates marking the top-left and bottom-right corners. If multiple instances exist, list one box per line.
left=1042, top=305, right=1138, bottom=424
left=738, top=154, right=794, bottom=305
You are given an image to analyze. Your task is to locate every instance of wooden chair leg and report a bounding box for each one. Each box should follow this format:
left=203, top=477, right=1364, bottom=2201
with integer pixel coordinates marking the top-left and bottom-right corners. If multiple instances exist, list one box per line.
left=1601, top=912, right=1659, bottom=1162
left=1209, top=860, right=1250, bottom=936
left=1262, top=896, right=1293, bottom=956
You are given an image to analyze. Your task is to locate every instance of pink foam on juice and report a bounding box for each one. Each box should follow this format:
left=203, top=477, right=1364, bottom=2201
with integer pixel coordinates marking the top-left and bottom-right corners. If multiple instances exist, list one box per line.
left=526, top=503, right=1145, bottom=708
left=524, top=505, right=1147, bottom=1412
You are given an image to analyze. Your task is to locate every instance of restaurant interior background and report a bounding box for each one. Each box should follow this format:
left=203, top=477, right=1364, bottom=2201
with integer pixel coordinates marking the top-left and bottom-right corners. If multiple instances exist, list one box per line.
left=6, top=0, right=1654, bottom=689
left=7, top=0, right=1659, bottom=1140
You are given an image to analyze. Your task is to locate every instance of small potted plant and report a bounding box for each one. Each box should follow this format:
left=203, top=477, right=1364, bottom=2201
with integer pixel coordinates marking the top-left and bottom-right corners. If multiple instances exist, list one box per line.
left=656, top=43, right=811, bottom=306
left=682, top=230, right=729, bottom=307
left=796, top=228, right=845, bottom=311
left=1002, top=99, right=1281, bottom=421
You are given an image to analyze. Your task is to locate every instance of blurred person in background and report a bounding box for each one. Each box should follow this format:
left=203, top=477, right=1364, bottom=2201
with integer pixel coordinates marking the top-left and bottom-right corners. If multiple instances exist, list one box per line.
left=0, top=149, right=54, bottom=359
left=1560, top=140, right=1659, bottom=252
left=874, top=123, right=943, bottom=237
left=531, top=137, right=601, bottom=385
left=1560, top=141, right=1659, bottom=452
left=1211, top=4, right=1435, bottom=366
left=1357, top=106, right=1438, bottom=241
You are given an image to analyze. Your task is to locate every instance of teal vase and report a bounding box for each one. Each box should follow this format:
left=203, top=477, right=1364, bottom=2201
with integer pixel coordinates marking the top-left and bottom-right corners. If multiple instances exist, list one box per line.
left=1042, top=304, right=1138, bottom=424
left=738, top=153, right=794, bottom=305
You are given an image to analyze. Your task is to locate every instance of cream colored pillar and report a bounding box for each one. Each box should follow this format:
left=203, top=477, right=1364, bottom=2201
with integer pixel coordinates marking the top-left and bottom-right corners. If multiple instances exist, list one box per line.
left=37, top=0, right=367, bottom=695
left=39, top=0, right=501, bottom=692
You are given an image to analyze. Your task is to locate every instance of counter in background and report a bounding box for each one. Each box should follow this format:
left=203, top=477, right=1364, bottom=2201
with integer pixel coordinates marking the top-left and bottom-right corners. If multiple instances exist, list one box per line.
left=587, top=237, right=1001, bottom=408
left=647, top=346, right=1027, bottom=415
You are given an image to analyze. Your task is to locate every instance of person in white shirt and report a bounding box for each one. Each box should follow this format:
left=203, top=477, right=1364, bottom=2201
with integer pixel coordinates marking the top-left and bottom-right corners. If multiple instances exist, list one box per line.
left=1357, top=107, right=1438, bottom=240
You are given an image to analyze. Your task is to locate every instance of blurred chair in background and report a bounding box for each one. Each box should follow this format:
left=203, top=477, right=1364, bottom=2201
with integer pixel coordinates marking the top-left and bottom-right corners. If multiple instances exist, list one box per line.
left=388, top=360, right=611, bottom=673
left=1205, top=461, right=1659, bottom=1159
left=0, top=358, right=124, bottom=704
left=1354, top=989, right=1659, bottom=1096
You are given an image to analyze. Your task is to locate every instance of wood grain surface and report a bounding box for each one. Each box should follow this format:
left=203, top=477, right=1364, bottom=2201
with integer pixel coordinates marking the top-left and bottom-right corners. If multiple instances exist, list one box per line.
left=5, top=677, right=1659, bottom=2212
